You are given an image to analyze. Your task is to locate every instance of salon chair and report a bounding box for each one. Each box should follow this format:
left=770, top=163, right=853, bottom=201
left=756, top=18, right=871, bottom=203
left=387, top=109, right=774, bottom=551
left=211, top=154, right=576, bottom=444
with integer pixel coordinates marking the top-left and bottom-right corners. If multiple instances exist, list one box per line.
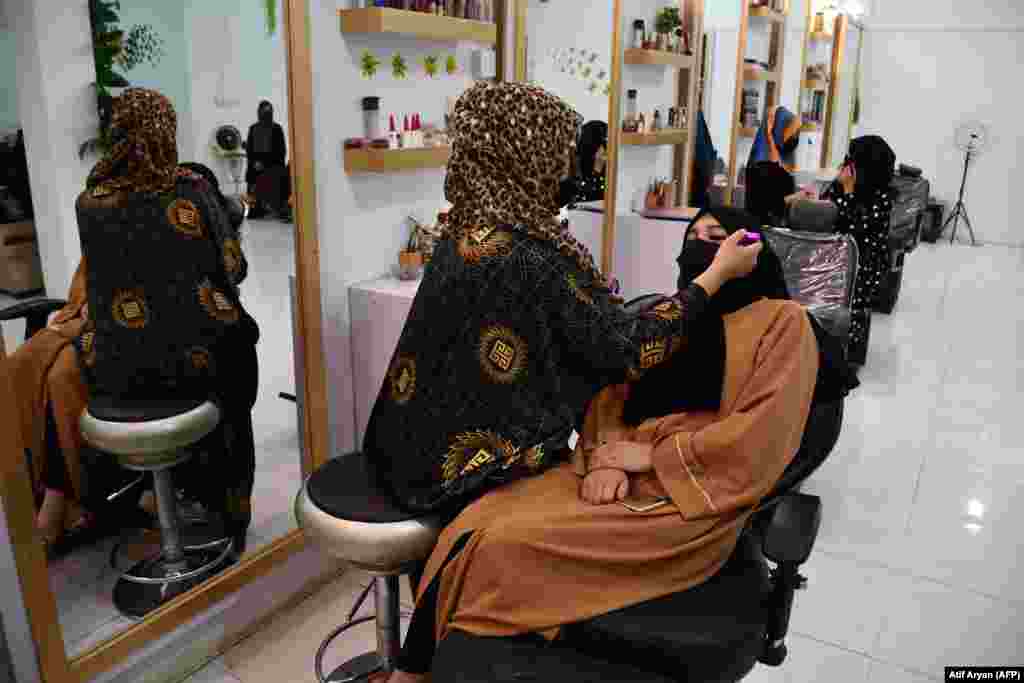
left=295, top=230, right=858, bottom=683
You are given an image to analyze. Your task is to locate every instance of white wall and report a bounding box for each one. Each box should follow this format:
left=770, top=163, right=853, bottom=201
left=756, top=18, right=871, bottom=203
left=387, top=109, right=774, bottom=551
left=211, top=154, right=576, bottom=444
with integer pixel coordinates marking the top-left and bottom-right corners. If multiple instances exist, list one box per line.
left=184, top=0, right=290, bottom=189
left=859, top=0, right=1023, bottom=244
left=11, top=0, right=95, bottom=298
left=526, top=0, right=612, bottom=125
left=309, top=6, right=482, bottom=455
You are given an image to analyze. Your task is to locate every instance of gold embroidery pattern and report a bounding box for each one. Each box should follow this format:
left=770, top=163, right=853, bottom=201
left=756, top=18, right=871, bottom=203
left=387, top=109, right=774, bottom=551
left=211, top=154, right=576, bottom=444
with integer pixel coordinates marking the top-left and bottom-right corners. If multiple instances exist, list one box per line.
left=111, top=289, right=149, bottom=329
left=187, top=346, right=213, bottom=371
left=457, top=226, right=513, bottom=264
left=651, top=300, right=682, bottom=321
left=478, top=325, right=527, bottom=384
left=524, top=445, right=545, bottom=471
left=566, top=273, right=594, bottom=305
left=167, top=199, right=205, bottom=238
left=639, top=339, right=668, bottom=369
left=81, top=330, right=97, bottom=367
left=442, top=431, right=518, bottom=489
left=197, top=279, right=240, bottom=323
left=387, top=355, right=417, bottom=405
left=222, top=239, right=243, bottom=277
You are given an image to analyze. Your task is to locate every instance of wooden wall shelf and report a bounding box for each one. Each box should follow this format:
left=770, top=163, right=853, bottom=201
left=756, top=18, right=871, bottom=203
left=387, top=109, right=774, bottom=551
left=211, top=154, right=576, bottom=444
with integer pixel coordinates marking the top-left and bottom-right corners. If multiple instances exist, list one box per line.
left=339, top=8, right=497, bottom=44
left=801, top=122, right=822, bottom=132
left=809, top=31, right=833, bottom=42
left=621, top=129, right=687, bottom=146
left=739, top=127, right=759, bottom=138
left=343, top=146, right=451, bottom=174
left=803, top=78, right=827, bottom=90
left=624, top=48, right=695, bottom=69
left=748, top=6, right=787, bottom=22
left=743, top=66, right=779, bottom=82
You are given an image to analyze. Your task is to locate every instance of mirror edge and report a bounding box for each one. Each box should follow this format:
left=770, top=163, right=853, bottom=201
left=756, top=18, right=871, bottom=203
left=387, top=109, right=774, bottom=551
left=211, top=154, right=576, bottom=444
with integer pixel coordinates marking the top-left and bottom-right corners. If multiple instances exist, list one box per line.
left=602, top=0, right=624, bottom=275
left=0, top=0, right=329, bottom=680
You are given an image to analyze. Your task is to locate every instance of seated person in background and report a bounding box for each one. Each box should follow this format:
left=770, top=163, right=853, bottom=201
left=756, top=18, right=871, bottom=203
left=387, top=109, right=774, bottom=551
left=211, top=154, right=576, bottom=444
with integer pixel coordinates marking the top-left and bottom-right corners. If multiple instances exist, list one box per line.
left=386, top=207, right=824, bottom=683
left=361, top=81, right=760, bottom=522
left=74, top=88, right=260, bottom=556
left=747, top=105, right=802, bottom=172
left=9, top=153, right=246, bottom=560
left=561, top=120, right=608, bottom=206
left=244, top=100, right=291, bottom=221
left=690, top=110, right=717, bottom=208
left=745, top=160, right=815, bottom=227
left=820, top=135, right=896, bottom=368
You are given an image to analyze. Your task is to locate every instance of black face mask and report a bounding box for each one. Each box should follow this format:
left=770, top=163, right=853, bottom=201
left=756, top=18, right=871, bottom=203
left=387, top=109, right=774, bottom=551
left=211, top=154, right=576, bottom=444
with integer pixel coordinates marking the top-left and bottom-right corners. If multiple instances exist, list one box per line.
left=557, top=177, right=580, bottom=210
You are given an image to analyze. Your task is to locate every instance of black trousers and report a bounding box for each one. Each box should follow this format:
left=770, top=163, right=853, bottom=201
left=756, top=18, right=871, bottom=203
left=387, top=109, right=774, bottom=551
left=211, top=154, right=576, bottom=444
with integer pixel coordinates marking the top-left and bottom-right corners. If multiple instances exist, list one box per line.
left=396, top=532, right=474, bottom=674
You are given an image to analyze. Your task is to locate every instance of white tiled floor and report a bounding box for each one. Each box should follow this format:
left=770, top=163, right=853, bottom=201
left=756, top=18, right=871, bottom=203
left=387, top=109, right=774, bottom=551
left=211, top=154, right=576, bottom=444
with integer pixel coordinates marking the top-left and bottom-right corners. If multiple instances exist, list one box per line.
left=181, top=241, right=1024, bottom=683
left=29, top=216, right=304, bottom=658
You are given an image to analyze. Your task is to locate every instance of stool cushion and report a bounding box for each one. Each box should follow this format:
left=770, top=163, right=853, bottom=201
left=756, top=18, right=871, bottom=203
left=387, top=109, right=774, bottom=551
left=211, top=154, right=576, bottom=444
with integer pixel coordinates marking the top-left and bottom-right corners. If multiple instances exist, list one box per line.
left=306, top=452, right=419, bottom=525
left=80, top=397, right=220, bottom=460
left=559, top=534, right=770, bottom=683
left=297, top=453, right=442, bottom=573
left=88, top=395, right=208, bottom=423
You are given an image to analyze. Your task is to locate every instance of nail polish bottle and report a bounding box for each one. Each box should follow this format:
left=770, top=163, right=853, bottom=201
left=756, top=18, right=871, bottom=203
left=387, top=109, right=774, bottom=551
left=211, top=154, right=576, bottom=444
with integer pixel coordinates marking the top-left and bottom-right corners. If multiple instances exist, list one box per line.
left=402, top=114, right=411, bottom=148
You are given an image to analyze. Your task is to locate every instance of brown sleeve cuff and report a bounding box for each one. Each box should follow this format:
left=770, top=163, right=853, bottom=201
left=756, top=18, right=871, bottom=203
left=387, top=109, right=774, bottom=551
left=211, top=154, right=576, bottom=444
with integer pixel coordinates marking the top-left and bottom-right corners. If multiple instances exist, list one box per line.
left=651, top=432, right=718, bottom=520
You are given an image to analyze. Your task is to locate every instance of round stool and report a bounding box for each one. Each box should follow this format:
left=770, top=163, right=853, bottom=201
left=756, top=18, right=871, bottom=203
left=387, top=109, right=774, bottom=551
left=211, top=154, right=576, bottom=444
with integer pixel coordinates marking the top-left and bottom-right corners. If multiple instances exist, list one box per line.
left=295, top=453, right=442, bottom=683
left=80, top=396, right=234, bottom=619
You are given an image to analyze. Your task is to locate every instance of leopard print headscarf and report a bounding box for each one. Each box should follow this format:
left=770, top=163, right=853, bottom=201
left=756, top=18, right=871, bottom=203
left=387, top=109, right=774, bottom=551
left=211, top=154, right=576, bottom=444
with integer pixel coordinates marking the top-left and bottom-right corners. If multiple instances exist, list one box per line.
left=444, top=82, right=605, bottom=283
left=87, top=88, right=178, bottom=196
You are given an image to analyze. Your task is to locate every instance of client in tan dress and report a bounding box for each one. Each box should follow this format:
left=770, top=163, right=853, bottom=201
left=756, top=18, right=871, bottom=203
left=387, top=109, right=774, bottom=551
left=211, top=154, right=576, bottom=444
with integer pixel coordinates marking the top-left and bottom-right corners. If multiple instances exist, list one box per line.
left=388, top=207, right=821, bottom=682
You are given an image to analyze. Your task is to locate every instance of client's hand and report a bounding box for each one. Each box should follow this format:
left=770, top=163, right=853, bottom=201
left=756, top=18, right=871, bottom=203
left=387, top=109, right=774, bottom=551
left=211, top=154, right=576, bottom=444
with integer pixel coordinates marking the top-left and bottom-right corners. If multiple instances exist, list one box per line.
left=589, top=441, right=654, bottom=473
left=581, top=469, right=629, bottom=505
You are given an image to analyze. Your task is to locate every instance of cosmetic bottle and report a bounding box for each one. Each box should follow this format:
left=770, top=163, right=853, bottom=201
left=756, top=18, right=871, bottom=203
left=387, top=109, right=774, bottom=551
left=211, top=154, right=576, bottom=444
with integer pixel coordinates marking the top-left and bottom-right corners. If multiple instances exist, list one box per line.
left=453, top=0, right=464, bottom=18
left=362, top=97, right=382, bottom=140
left=624, top=89, right=638, bottom=131
left=632, top=20, right=645, bottom=50
left=401, top=115, right=411, bottom=148
left=652, top=109, right=661, bottom=131
left=638, top=112, right=647, bottom=135
left=388, top=114, right=400, bottom=149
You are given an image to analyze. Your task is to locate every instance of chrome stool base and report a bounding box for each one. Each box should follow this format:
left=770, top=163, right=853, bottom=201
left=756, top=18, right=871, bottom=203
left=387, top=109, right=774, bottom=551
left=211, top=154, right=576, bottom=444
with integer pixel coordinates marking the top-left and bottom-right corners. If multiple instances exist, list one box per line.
left=316, top=575, right=402, bottom=683
left=113, top=541, right=234, bottom=619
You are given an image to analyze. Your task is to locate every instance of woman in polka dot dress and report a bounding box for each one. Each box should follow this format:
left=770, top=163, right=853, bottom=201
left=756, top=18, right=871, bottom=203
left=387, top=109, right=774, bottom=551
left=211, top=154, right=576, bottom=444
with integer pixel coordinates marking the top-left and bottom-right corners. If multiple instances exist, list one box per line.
left=823, top=136, right=896, bottom=368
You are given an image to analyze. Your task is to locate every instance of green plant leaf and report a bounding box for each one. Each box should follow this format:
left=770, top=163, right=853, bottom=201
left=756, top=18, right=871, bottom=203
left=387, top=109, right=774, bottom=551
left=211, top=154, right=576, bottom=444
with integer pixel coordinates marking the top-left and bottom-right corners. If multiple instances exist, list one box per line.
left=392, top=53, right=408, bottom=79
left=446, top=55, right=457, bottom=75
left=423, top=55, right=439, bottom=78
left=264, top=0, right=277, bottom=36
left=361, top=50, right=381, bottom=78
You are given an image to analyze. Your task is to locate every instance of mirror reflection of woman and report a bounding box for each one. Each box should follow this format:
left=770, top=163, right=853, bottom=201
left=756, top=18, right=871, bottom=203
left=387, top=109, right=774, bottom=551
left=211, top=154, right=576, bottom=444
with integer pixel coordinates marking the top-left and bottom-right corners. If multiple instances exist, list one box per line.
left=244, top=100, right=291, bottom=221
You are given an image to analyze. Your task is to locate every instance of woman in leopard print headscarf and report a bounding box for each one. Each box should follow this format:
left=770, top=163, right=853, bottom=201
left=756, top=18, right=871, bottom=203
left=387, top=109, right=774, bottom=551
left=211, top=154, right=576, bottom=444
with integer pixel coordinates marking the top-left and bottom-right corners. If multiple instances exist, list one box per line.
left=358, top=82, right=761, bottom=682
left=443, top=81, right=603, bottom=283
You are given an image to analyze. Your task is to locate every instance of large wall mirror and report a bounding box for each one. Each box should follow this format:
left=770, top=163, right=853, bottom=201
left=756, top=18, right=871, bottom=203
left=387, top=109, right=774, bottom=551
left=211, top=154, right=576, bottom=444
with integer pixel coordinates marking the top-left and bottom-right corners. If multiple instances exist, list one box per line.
left=520, top=0, right=620, bottom=271
left=0, top=0, right=328, bottom=680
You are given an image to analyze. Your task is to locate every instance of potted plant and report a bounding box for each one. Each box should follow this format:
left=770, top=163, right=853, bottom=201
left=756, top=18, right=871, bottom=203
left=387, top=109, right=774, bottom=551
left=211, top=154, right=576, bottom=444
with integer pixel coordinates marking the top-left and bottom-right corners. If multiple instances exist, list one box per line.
left=398, top=216, right=427, bottom=280
left=655, top=7, right=681, bottom=51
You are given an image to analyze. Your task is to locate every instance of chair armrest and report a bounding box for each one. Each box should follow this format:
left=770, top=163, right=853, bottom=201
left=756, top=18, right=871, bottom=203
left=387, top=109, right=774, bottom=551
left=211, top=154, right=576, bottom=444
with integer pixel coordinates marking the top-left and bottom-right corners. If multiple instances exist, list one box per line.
left=0, top=298, right=67, bottom=322
left=761, top=492, right=822, bottom=566
left=0, top=298, right=69, bottom=341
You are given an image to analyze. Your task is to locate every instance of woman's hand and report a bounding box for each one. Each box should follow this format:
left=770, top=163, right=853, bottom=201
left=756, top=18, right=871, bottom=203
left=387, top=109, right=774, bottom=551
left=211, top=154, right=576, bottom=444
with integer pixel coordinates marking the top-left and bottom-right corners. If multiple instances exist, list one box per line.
left=580, top=468, right=629, bottom=505
left=713, top=230, right=763, bottom=280
left=589, top=441, right=654, bottom=473
left=838, top=163, right=856, bottom=194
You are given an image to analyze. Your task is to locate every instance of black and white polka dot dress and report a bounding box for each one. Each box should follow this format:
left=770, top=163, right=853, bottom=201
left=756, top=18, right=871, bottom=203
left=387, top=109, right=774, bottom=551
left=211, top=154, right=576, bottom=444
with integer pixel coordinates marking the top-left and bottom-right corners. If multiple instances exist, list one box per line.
left=831, top=188, right=894, bottom=354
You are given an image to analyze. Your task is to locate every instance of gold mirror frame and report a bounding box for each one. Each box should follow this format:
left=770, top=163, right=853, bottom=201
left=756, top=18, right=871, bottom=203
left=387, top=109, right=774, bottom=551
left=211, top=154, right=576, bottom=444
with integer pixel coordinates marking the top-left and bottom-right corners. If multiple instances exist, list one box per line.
left=0, top=1, right=329, bottom=680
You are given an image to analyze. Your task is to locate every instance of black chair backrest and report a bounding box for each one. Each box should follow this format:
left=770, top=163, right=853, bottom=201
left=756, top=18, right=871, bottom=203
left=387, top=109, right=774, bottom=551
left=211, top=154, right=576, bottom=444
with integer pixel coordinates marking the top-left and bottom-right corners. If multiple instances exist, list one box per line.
left=763, top=228, right=858, bottom=351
